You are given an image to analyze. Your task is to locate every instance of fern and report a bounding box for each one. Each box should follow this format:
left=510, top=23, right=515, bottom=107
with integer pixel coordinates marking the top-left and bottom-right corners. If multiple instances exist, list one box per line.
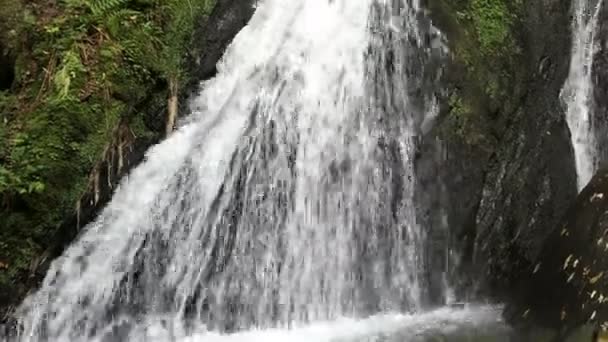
left=87, top=0, right=130, bottom=16
left=105, top=8, right=142, bottom=36
left=53, top=49, right=85, bottom=99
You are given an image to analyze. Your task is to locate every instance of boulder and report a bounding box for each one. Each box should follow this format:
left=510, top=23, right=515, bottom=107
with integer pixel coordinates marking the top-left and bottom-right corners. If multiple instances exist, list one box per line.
left=471, top=0, right=578, bottom=299
left=424, top=0, right=577, bottom=301
left=506, top=167, right=608, bottom=333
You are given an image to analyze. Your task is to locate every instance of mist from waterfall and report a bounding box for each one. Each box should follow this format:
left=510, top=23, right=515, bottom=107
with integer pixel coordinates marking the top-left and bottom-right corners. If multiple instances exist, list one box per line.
left=9, top=0, right=472, bottom=341
left=561, top=0, right=603, bottom=190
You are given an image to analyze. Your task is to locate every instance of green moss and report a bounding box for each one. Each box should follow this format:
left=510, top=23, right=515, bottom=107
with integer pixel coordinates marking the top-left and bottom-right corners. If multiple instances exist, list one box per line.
left=468, top=0, right=513, bottom=55
left=0, top=0, right=29, bottom=51
left=440, top=92, right=491, bottom=148
left=428, top=0, right=525, bottom=148
left=0, top=0, right=217, bottom=303
left=447, top=94, right=473, bottom=138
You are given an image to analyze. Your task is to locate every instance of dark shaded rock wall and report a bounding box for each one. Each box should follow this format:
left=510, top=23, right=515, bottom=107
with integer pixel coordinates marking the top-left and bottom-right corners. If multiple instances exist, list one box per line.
left=473, top=0, right=579, bottom=293
left=186, top=0, right=256, bottom=84
left=504, top=1, right=608, bottom=332
left=423, top=0, right=578, bottom=301
left=473, top=0, right=578, bottom=295
left=592, top=1, right=608, bottom=165
left=506, top=167, right=608, bottom=331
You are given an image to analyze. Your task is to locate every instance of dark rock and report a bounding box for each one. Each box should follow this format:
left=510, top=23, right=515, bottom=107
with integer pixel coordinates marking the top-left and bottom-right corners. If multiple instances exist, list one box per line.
left=592, top=1, right=608, bottom=165
left=415, top=131, right=491, bottom=302
left=185, top=0, right=256, bottom=88
left=505, top=167, right=608, bottom=333
left=473, top=97, right=577, bottom=298
left=470, top=0, right=577, bottom=299
left=0, top=283, right=17, bottom=320
left=424, top=0, right=578, bottom=302
left=0, top=41, right=14, bottom=90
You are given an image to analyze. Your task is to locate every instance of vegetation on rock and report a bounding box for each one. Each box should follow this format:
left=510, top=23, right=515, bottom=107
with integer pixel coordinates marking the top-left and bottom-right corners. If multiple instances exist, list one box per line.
left=428, top=0, right=525, bottom=149
left=426, top=0, right=577, bottom=303
left=0, top=0, right=216, bottom=312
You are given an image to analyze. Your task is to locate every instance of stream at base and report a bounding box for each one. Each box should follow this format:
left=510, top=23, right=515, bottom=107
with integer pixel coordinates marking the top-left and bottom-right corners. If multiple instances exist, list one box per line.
left=95, top=305, right=508, bottom=342
left=114, top=304, right=598, bottom=342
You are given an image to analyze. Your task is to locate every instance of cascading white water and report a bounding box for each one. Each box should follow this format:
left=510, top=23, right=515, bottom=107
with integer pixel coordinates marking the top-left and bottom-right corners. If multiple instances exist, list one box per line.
left=10, top=0, right=475, bottom=341
left=561, top=0, right=604, bottom=190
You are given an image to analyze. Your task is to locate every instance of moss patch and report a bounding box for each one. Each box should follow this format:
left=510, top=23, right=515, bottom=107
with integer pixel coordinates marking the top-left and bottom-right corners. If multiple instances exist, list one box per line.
left=468, top=0, right=516, bottom=55
left=427, top=0, right=526, bottom=149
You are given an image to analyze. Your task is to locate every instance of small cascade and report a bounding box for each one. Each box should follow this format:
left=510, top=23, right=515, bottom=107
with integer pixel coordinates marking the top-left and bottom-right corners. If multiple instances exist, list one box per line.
left=561, top=0, right=604, bottom=190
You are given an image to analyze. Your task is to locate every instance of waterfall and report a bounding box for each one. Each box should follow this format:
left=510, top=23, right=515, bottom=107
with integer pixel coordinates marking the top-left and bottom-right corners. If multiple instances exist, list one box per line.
left=561, top=0, right=604, bottom=190
left=11, top=1, right=474, bottom=341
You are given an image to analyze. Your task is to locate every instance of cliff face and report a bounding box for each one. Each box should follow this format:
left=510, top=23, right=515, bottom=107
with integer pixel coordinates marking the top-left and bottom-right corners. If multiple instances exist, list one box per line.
left=592, top=2, right=608, bottom=165
left=472, top=0, right=578, bottom=298
left=0, top=0, right=255, bottom=321
left=423, top=0, right=578, bottom=300
left=506, top=167, right=608, bottom=331
left=506, top=0, right=608, bottom=332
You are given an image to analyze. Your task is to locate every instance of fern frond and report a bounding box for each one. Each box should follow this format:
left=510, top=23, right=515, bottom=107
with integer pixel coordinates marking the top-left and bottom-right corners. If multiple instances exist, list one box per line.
left=105, top=8, right=141, bottom=36
left=53, top=50, right=85, bottom=99
left=87, top=0, right=130, bottom=16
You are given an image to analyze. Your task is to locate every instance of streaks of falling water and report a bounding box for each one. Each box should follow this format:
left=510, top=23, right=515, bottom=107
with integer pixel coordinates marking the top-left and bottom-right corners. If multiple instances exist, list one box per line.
left=561, top=0, right=604, bottom=190
left=14, top=0, right=440, bottom=341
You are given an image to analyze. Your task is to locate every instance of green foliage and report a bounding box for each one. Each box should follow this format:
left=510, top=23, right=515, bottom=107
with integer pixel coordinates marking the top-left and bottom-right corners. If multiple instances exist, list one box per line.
left=54, top=49, right=86, bottom=98
left=442, top=93, right=489, bottom=147
left=87, top=0, right=131, bottom=16
left=467, top=0, right=513, bottom=55
left=158, top=0, right=216, bottom=79
left=428, top=0, right=525, bottom=147
left=0, top=0, right=217, bottom=304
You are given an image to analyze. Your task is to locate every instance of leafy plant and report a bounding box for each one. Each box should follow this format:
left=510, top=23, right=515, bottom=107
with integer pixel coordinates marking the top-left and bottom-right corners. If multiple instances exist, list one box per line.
left=0, top=0, right=217, bottom=304
left=87, top=0, right=131, bottom=15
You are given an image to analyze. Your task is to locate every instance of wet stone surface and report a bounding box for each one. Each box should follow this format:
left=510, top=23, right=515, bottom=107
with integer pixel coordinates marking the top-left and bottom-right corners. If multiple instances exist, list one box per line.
left=507, top=167, right=608, bottom=333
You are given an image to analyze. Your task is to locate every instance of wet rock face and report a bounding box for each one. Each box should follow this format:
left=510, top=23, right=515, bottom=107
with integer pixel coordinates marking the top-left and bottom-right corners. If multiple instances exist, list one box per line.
left=592, top=1, right=608, bottom=164
left=472, top=0, right=577, bottom=299
left=186, top=0, right=256, bottom=84
left=424, top=0, right=577, bottom=300
left=506, top=168, right=608, bottom=331
left=473, top=102, right=577, bottom=298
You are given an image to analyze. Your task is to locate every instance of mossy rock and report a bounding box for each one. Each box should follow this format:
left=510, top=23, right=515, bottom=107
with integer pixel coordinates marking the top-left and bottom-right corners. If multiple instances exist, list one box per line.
left=426, top=0, right=526, bottom=150
left=425, top=0, right=577, bottom=301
